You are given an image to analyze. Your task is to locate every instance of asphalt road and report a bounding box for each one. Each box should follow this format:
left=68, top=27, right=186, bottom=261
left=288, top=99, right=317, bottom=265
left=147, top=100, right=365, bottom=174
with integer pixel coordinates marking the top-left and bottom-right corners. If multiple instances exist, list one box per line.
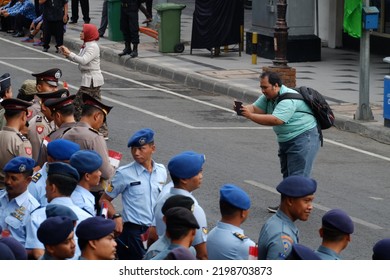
left=1, top=35, right=390, bottom=260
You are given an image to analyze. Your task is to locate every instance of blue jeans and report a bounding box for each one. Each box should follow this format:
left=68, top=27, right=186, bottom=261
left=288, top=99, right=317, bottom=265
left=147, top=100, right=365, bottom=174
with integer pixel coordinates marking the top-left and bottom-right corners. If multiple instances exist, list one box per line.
left=278, top=126, right=320, bottom=178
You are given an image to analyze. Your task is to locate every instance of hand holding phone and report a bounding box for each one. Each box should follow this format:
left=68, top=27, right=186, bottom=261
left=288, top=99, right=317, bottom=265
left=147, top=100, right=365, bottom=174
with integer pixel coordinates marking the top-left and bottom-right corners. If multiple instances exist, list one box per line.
left=234, top=100, right=243, bottom=116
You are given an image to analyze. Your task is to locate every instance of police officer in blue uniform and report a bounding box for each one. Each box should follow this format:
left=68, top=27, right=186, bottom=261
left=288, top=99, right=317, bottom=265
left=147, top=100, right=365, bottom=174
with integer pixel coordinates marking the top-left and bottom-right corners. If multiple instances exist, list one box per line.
left=28, top=139, right=80, bottom=206
left=258, top=175, right=317, bottom=260
left=0, top=157, right=39, bottom=246
left=207, top=184, right=255, bottom=260
left=314, top=208, right=354, bottom=260
left=99, top=128, right=167, bottom=260
left=70, top=149, right=103, bottom=216
left=152, top=150, right=208, bottom=260
left=25, top=162, right=92, bottom=260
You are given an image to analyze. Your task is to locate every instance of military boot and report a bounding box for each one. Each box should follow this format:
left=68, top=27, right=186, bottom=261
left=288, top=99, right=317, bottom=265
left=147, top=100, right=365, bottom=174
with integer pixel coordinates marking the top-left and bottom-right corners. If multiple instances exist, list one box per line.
left=118, top=42, right=131, bottom=57
left=130, top=43, right=138, bottom=58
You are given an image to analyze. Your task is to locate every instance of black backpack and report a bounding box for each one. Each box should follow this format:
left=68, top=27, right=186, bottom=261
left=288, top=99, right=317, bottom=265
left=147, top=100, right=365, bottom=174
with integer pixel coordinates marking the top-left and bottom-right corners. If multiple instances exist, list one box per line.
left=276, top=86, right=335, bottom=146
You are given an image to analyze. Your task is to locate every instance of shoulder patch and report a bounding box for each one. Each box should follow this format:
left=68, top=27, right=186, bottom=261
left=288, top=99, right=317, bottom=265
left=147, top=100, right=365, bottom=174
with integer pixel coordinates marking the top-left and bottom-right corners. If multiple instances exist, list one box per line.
left=281, top=235, right=294, bottom=253
left=233, top=232, right=248, bottom=241
left=17, top=132, right=29, bottom=142
left=202, top=227, right=208, bottom=235
left=36, top=125, right=45, bottom=134
left=31, top=173, right=42, bottom=183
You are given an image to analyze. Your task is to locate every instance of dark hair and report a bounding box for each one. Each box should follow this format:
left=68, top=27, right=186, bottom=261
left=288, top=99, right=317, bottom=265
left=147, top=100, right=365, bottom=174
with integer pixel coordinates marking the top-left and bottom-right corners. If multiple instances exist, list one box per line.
left=170, top=174, right=180, bottom=186
left=47, top=174, right=78, bottom=196
left=55, top=104, right=75, bottom=117
left=81, top=104, right=101, bottom=117
left=4, top=110, right=25, bottom=119
left=219, top=200, right=240, bottom=217
left=321, top=226, right=347, bottom=242
left=260, top=71, right=283, bottom=87
left=166, top=226, right=191, bottom=240
left=78, top=238, right=88, bottom=251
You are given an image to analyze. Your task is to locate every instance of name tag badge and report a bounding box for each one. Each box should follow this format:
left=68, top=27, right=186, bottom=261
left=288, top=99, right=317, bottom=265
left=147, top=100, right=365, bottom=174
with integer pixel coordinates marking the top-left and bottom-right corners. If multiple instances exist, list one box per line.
left=130, top=181, right=141, bottom=186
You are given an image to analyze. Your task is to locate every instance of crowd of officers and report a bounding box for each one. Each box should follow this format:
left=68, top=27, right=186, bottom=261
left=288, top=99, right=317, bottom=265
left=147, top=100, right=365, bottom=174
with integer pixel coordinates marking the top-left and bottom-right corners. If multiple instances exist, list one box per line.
left=0, top=69, right=389, bottom=261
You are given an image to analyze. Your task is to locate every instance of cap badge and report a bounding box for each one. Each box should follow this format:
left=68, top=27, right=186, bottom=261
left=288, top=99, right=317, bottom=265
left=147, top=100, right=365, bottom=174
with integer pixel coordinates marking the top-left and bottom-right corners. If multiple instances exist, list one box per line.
left=55, top=70, right=61, bottom=79
left=138, top=137, right=146, bottom=145
left=19, top=164, right=26, bottom=172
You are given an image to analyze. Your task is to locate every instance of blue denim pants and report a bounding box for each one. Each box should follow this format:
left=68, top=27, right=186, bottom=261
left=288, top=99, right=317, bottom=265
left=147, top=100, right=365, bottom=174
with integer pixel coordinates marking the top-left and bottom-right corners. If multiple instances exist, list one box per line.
left=278, top=126, right=320, bottom=178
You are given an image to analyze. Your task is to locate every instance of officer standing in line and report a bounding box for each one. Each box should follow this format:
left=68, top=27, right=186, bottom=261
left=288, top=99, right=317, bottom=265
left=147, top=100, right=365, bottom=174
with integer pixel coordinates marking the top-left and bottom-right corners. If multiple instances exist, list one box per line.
left=257, top=175, right=317, bottom=260
left=152, top=151, right=208, bottom=260
left=44, top=94, right=76, bottom=140
left=0, top=157, right=40, bottom=246
left=28, top=88, right=71, bottom=167
left=118, top=0, right=140, bottom=58
left=28, top=139, right=80, bottom=206
left=99, top=128, right=167, bottom=260
left=70, top=150, right=103, bottom=216
left=25, top=162, right=92, bottom=260
left=314, top=208, right=354, bottom=260
left=29, top=68, right=62, bottom=122
left=62, top=93, right=115, bottom=212
left=0, top=73, right=13, bottom=130
left=207, top=184, right=255, bottom=260
left=0, top=98, right=33, bottom=189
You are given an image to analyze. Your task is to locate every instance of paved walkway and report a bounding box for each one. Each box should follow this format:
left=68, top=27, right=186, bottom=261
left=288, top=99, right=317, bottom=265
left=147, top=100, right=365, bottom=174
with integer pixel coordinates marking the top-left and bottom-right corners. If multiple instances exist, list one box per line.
left=59, top=0, right=390, bottom=144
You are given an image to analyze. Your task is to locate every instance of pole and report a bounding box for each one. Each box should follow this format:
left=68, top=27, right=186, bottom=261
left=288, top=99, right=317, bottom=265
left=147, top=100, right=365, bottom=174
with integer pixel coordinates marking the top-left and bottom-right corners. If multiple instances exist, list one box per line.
left=272, top=0, right=288, bottom=67
left=355, top=0, right=374, bottom=121
left=252, top=32, right=257, bottom=64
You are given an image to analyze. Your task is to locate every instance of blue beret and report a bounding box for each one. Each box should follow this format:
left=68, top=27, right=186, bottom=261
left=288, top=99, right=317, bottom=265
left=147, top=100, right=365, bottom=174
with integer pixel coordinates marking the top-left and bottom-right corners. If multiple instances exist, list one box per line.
left=45, top=204, right=78, bottom=221
left=0, top=73, right=11, bottom=92
left=70, top=150, right=103, bottom=174
left=32, top=68, right=62, bottom=86
left=164, top=247, right=196, bottom=260
left=37, top=216, right=74, bottom=245
left=0, top=242, right=15, bottom=260
left=287, top=244, right=321, bottom=260
left=168, top=151, right=205, bottom=179
left=220, top=184, right=251, bottom=210
left=47, top=139, right=80, bottom=160
left=3, top=157, right=35, bottom=173
left=165, top=207, right=200, bottom=230
left=47, top=162, right=80, bottom=181
left=127, top=128, right=155, bottom=147
left=0, top=237, right=27, bottom=260
left=76, top=216, right=115, bottom=240
left=276, top=175, right=317, bottom=197
left=322, top=209, right=354, bottom=234
left=373, top=239, right=390, bottom=260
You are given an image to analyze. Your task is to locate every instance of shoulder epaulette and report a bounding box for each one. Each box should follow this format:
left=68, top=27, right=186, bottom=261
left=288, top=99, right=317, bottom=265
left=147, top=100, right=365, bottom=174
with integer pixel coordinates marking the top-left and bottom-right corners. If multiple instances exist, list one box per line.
left=61, top=127, right=73, bottom=137
left=233, top=232, right=248, bottom=241
left=31, top=173, right=42, bottom=183
left=30, top=205, right=45, bottom=215
left=36, top=115, right=43, bottom=122
left=16, top=132, right=29, bottom=142
left=89, top=127, right=101, bottom=135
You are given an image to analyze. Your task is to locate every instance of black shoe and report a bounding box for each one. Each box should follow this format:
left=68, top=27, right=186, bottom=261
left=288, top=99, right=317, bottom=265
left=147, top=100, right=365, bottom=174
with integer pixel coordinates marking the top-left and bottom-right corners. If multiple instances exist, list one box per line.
left=267, top=205, right=279, bottom=213
left=130, top=51, right=138, bottom=58
left=69, top=20, right=77, bottom=24
left=13, top=32, right=24, bottom=37
left=42, top=48, right=48, bottom=52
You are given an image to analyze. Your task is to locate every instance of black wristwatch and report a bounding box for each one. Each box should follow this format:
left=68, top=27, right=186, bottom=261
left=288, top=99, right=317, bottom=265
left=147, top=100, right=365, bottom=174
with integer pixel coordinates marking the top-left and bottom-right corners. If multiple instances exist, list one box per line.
left=112, top=213, right=122, bottom=220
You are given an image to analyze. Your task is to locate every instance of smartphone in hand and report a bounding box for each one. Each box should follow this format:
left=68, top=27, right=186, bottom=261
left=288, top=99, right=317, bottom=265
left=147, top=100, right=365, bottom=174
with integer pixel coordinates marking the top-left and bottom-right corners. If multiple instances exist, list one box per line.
left=234, top=100, right=243, bottom=116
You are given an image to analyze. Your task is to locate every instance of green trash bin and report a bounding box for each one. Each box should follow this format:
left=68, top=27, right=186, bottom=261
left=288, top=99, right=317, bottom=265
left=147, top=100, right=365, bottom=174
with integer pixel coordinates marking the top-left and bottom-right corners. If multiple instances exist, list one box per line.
left=108, top=0, right=123, bottom=42
left=154, top=3, right=186, bottom=53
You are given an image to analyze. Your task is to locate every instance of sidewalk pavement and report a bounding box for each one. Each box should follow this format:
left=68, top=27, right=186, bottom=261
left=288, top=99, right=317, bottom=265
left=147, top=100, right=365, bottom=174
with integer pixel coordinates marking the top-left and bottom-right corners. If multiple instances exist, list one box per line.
left=59, top=0, right=390, bottom=145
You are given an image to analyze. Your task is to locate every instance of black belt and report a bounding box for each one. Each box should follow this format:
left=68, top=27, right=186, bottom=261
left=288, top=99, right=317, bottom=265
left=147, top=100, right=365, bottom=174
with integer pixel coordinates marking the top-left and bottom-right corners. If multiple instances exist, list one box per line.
left=123, top=222, right=149, bottom=231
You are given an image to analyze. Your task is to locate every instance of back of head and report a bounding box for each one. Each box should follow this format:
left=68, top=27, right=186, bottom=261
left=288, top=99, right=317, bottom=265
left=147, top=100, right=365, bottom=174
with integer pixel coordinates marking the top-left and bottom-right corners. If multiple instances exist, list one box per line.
left=372, top=238, right=390, bottom=260
left=219, top=184, right=250, bottom=216
left=47, top=162, right=80, bottom=196
left=47, top=139, right=80, bottom=161
left=0, top=242, right=15, bottom=260
left=45, top=204, right=78, bottom=222
left=322, top=209, right=354, bottom=238
left=165, top=207, right=199, bottom=240
left=17, top=79, right=36, bottom=101
left=0, top=237, right=27, bottom=260
left=164, top=246, right=196, bottom=260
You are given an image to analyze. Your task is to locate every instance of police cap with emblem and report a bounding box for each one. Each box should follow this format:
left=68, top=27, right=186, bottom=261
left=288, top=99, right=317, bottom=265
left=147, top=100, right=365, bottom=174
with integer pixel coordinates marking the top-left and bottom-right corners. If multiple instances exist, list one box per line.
left=47, top=162, right=80, bottom=182
left=17, top=79, right=36, bottom=101
left=322, top=208, right=354, bottom=234
left=161, top=195, right=195, bottom=215
left=276, top=175, right=317, bottom=198
left=3, top=157, right=35, bottom=173
left=36, top=88, right=70, bottom=102
left=76, top=216, right=115, bottom=241
left=0, top=73, right=11, bottom=93
left=165, top=207, right=200, bottom=230
left=127, top=128, right=154, bottom=147
left=1, top=98, right=32, bottom=112
left=168, top=151, right=205, bottom=179
left=47, top=139, right=80, bottom=161
left=70, top=150, right=103, bottom=175
left=82, top=93, right=112, bottom=116
left=220, top=184, right=251, bottom=210
left=44, top=95, right=75, bottom=112
left=286, top=244, right=321, bottom=260
left=31, top=68, right=62, bottom=86
left=37, top=216, right=74, bottom=245
left=372, top=238, right=390, bottom=260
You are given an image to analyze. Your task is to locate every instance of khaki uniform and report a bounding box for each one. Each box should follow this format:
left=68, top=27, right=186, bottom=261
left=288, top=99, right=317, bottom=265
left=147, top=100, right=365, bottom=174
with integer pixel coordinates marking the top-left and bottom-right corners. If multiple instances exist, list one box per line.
left=0, top=107, right=5, bottom=130
left=48, top=121, right=76, bottom=140
left=61, top=121, right=115, bottom=192
left=0, top=126, right=33, bottom=188
left=28, top=112, right=56, bottom=167
left=27, top=101, right=41, bottom=122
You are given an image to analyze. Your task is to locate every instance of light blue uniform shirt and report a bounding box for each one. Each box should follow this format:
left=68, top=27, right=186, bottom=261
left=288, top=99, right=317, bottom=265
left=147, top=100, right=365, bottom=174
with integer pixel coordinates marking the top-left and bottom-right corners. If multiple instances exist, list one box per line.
left=258, top=210, right=299, bottom=260
left=105, top=160, right=167, bottom=225
left=28, top=162, right=48, bottom=206
left=71, top=185, right=96, bottom=216
left=144, top=234, right=171, bottom=260
left=315, top=245, right=341, bottom=260
left=207, top=221, right=255, bottom=260
left=25, top=197, right=92, bottom=259
left=0, top=190, right=40, bottom=246
left=253, top=85, right=317, bottom=142
left=153, top=188, right=207, bottom=246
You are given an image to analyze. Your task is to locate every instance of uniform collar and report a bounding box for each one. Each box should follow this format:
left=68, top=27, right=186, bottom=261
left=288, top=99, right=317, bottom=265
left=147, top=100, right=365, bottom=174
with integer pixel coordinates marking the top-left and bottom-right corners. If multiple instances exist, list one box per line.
left=217, top=221, right=243, bottom=233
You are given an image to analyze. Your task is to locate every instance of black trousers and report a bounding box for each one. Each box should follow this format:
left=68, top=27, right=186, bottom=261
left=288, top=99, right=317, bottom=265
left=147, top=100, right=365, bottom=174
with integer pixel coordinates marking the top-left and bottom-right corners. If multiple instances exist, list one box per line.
left=71, top=0, right=90, bottom=22
left=43, top=20, right=64, bottom=49
left=116, top=222, right=148, bottom=260
left=15, top=14, right=32, bottom=34
left=120, top=0, right=140, bottom=44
